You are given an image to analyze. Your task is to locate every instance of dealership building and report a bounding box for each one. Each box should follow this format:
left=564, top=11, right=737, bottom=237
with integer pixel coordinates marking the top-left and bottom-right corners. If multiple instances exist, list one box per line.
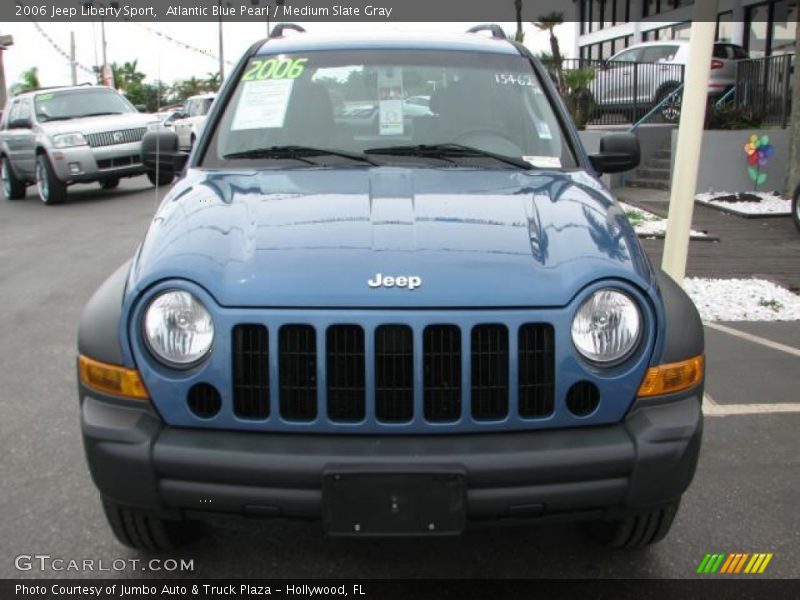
left=573, top=0, right=797, bottom=60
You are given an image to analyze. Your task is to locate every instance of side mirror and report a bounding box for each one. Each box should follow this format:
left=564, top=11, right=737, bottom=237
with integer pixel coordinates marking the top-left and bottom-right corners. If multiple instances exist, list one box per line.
left=141, top=129, right=190, bottom=180
left=589, top=133, right=641, bottom=174
left=135, top=104, right=147, bottom=112
left=8, top=117, right=32, bottom=129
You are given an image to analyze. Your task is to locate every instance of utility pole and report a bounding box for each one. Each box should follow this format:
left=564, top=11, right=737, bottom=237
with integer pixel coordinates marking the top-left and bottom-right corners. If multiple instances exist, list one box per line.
left=0, top=35, right=13, bottom=109
left=218, top=0, right=225, bottom=81
left=661, top=0, right=719, bottom=284
left=70, top=31, right=77, bottom=85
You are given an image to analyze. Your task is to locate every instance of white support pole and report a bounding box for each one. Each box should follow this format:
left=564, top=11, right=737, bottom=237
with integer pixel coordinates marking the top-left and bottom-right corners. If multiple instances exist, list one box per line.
left=661, top=1, right=719, bottom=284
left=70, top=31, right=77, bottom=86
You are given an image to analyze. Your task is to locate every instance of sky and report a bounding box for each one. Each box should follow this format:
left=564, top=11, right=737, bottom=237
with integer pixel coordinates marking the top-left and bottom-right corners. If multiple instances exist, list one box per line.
left=0, top=21, right=576, bottom=90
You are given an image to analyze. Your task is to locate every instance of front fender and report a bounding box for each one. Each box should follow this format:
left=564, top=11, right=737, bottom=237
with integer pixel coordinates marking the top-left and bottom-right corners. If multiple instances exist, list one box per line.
left=654, top=269, right=704, bottom=364
left=77, top=260, right=131, bottom=366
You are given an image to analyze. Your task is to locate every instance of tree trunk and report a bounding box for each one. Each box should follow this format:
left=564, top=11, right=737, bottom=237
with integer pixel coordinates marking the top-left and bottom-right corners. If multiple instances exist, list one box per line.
left=550, top=32, right=565, bottom=94
left=785, top=13, right=800, bottom=196
left=515, top=0, right=524, bottom=42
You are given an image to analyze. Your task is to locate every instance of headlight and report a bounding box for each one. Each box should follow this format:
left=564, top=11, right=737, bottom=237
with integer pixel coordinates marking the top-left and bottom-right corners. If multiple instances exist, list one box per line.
left=146, top=121, right=161, bottom=131
left=571, top=289, right=641, bottom=364
left=143, top=290, right=214, bottom=367
left=52, top=132, right=88, bottom=148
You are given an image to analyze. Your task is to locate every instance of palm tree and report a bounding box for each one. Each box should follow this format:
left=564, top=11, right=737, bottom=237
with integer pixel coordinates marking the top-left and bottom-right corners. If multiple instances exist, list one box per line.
left=10, top=67, right=41, bottom=95
left=118, top=60, right=145, bottom=88
left=204, top=71, right=222, bottom=92
left=533, top=12, right=565, bottom=94
left=514, top=0, right=524, bottom=43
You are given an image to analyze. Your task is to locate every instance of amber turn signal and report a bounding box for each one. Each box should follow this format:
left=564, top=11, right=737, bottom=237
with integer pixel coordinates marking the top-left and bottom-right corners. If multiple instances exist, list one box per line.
left=637, top=355, right=704, bottom=398
left=78, top=355, right=150, bottom=400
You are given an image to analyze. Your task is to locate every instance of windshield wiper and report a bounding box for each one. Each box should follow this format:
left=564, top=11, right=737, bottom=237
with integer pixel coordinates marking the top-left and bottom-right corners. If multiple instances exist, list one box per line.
left=364, top=143, right=534, bottom=170
left=81, top=112, right=123, bottom=117
left=223, top=145, right=378, bottom=166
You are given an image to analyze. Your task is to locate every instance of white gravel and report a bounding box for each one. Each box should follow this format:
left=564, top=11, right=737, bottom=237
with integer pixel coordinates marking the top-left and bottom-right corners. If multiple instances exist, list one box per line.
left=695, top=191, right=791, bottom=215
left=620, top=202, right=708, bottom=239
left=683, top=278, right=800, bottom=321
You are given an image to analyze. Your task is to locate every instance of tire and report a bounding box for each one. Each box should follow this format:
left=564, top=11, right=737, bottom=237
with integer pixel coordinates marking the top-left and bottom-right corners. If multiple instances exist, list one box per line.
left=1, top=156, right=27, bottom=200
left=655, top=84, right=682, bottom=123
left=102, top=498, right=203, bottom=551
left=146, top=169, right=174, bottom=187
left=100, top=177, right=120, bottom=190
left=588, top=500, right=681, bottom=549
left=35, top=153, right=68, bottom=205
left=793, top=187, right=800, bottom=233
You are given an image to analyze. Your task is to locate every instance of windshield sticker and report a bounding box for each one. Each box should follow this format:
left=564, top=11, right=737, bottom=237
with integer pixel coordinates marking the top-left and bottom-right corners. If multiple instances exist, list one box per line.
left=535, top=120, right=553, bottom=140
left=231, top=79, right=294, bottom=130
left=242, top=57, right=308, bottom=82
left=494, top=73, right=537, bottom=87
left=524, top=155, right=561, bottom=169
left=378, top=67, right=404, bottom=135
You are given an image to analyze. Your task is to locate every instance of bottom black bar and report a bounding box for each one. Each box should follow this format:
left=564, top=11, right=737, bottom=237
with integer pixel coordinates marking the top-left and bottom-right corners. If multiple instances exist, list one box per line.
left=2, top=579, right=798, bottom=600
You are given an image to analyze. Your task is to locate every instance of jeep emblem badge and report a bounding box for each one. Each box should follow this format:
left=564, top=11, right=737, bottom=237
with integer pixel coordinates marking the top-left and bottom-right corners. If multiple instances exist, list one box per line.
left=367, top=273, right=422, bottom=290
left=112, top=131, right=123, bottom=143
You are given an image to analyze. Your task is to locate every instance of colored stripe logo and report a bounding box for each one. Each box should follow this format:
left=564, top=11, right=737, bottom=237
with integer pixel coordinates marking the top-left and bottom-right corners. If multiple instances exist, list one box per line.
left=697, top=552, right=773, bottom=574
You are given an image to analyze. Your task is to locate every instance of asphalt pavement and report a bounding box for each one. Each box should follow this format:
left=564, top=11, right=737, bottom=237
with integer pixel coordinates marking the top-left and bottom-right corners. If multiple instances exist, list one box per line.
left=0, top=176, right=798, bottom=579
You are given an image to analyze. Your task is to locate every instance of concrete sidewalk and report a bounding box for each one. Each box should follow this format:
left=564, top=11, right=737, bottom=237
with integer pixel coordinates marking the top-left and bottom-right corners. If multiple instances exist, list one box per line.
left=618, top=186, right=800, bottom=292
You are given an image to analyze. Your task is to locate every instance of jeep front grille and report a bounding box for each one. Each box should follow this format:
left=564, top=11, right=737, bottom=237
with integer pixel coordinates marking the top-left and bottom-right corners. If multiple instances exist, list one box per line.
left=326, top=325, right=366, bottom=422
left=85, top=127, right=147, bottom=148
left=423, top=325, right=462, bottom=422
left=471, top=324, right=509, bottom=420
left=375, top=325, right=414, bottom=422
left=232, top=322, right=555, bottom=427
left=518, top=324, right=555, bottom=417
left=232, top=324, right=270, bottom=419
left=279, top=325, right=317, bottom=421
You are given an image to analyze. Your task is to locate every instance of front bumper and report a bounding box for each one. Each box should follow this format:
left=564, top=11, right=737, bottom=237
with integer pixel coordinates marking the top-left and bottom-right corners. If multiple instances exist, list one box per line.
left=50, top=141, right=146, bottom=182
left=81, top=385, right=703, bottom=526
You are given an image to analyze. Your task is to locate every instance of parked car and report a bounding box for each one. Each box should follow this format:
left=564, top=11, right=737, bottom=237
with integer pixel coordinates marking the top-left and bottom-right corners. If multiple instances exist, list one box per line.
left=591, top=41, right=748, bottom=122
left=79, top=25, right=705, bottom=551
left=0, top=85, right=164, bottom=204
left=154, top=109, right=182, bottom=129
left=172, top=93, right=215, bottom=150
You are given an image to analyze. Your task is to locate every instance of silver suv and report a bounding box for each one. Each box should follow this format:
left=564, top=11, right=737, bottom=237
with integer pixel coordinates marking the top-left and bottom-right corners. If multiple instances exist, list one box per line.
left=0, top=85, right=165, bottom=205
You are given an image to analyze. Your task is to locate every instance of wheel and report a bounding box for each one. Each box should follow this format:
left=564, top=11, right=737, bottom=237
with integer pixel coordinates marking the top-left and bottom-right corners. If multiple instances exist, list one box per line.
left=1, top=156, right=27, bottom=200
left=588, top=500, right=680, bottom=549
left=793, top=186, right=800, bottom=233
left=655, top=84, right=682, bottom=123
left=146, top=169, right=174, bottom=187
left=100, top=177, right=120, bottom=190
left=35, top=153, right=67, bottom=205
left=101, top=498, right=203, bottom=551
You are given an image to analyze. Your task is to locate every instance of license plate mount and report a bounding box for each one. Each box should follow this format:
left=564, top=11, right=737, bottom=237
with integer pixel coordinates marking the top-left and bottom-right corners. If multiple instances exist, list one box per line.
left=322, top=469, right=466, bottom=536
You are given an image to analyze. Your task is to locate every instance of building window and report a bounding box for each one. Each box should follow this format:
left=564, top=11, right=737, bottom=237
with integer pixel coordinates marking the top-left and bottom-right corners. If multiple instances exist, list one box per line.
left=771, top=0, right=797, bottom=55
left=716, top=11, right=733, bottom=42
left=613, top=0, right=629, bottom=24
left=746, top=0, right=798, bottom=57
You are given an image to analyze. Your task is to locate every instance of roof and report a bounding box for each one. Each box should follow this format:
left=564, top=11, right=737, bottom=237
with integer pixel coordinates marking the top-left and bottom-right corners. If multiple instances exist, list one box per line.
left=255, top=31, right=520, bottom=56
left=14, top=84, right=106, bottom=98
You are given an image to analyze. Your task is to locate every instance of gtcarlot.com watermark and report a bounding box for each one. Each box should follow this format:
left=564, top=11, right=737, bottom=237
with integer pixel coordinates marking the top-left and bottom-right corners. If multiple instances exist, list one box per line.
left=14, top=554, right=195, bottom=573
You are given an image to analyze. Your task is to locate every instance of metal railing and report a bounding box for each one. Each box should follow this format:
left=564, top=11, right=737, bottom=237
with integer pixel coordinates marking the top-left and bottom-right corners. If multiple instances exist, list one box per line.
left=557, top=59, right=686, bottom=126
left=734, top=54, right=794, bottom=128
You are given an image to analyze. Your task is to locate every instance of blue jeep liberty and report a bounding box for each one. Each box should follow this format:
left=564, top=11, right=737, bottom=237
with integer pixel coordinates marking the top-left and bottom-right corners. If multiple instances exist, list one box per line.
left=77, top=24, right=705, bottom=550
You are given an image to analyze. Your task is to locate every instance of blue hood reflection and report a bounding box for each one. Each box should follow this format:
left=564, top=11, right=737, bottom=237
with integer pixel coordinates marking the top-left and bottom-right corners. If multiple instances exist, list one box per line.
left=130, top=167, right=654, bottom=308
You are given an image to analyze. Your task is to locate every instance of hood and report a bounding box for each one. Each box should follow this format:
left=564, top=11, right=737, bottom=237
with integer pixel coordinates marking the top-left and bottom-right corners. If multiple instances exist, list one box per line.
left=40, top=112, right=156, bottom=136
left=130, top=167, right=654, bottom=308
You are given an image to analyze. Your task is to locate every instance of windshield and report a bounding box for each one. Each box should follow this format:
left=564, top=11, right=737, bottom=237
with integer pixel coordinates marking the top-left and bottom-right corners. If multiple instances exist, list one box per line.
left=34, top=88, right=135, bottom=122
left=205, top=49, right=575, bottom=169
